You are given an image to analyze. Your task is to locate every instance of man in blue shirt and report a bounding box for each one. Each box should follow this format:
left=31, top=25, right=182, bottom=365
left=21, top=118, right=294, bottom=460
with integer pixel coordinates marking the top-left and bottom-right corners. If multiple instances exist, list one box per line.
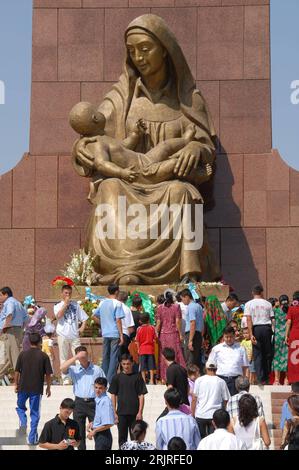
left=180, top=289, right=204, bottom=370
left=156, top=388, right=200, bottom=450
left=280, top=382, right=299, bottom=430
left=60, top=346, right=105, bottom=450
left=92, top=284, right=124, bottom=384
left=0, top=286, right=28, bottom=369
left=87, top=377, right=115, bottom=450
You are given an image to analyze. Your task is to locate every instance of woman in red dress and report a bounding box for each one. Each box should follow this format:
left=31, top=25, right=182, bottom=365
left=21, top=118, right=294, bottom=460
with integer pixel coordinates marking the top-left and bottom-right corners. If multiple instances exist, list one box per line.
left=156, top=292, right=186, bottom=383
left=285, top=291, right=299, bottom=384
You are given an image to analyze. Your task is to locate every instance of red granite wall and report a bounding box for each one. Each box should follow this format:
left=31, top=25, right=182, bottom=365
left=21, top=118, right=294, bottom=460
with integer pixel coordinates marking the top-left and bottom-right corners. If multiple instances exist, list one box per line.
left=0, top=0, right=298, bottom=302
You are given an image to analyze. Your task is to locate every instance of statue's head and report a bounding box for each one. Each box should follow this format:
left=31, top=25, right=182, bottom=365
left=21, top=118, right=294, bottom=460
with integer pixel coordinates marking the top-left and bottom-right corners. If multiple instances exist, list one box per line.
left=125, top=28, right=167, bottom=80
left=69, top=101, right=106, bottom=137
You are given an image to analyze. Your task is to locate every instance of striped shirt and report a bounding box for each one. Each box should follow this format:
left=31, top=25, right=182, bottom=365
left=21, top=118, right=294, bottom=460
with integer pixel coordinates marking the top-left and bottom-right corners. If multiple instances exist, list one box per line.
left=156, top=410, right=201, bottom=450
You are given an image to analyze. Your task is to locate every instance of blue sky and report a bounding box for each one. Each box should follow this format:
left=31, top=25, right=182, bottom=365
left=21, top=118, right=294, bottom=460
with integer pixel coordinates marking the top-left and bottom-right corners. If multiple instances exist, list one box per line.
left=271, top=0, right=299, bottom=171
left=0, top=0, right=298, bottom=175
left=0, top=0, right=32, bottom=175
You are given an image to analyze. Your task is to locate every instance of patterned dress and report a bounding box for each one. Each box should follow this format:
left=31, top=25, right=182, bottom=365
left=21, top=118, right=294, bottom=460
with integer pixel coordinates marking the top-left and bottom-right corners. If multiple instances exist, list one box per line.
left=272, top=308, right=288, bottom=372
left=156, top=303, right=186, bottom=381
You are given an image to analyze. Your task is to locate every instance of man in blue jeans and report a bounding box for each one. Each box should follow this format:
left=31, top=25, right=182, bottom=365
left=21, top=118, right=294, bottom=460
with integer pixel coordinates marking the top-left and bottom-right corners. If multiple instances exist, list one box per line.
left=14, top=332, right=52, bottom=445
left=93, top=284, right=124, bottom=384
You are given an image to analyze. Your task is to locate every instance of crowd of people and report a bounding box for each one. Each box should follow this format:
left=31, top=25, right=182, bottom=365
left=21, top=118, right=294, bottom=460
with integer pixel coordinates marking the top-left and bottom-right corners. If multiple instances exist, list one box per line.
left=0, top=282, right=299, bottom=450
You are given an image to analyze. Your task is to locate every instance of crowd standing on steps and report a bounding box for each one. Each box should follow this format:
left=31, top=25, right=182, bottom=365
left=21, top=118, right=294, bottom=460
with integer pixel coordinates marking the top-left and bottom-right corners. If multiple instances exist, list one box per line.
left=0, top=283, right=299, bottom=450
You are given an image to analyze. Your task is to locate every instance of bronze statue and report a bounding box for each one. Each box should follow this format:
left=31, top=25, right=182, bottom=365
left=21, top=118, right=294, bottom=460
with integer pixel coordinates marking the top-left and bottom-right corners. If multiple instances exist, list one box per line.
left=71, top=14, right=220, bottom=285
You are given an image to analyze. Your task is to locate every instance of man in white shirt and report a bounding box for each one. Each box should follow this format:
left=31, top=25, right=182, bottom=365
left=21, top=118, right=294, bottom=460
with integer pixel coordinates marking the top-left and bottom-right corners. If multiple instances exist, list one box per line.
left=198, top=409, right=245, bottom=450
left=244, top=285, right=275, bottom=385
left=208, top=326, right=249, bottom=396
left=118, top=291, right=135, bottom=355
left=191, top=363, right=230, bottom=438
left=221, top=294, right=239, bottom=323
left=54, top=285, right=88, bottom=385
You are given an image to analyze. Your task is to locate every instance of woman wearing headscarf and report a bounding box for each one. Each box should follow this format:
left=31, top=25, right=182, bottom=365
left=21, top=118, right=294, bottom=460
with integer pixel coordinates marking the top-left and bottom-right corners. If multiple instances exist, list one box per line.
left=72, top=14, right=220, bottom=286
left=22, top=307, right=47, bottom=352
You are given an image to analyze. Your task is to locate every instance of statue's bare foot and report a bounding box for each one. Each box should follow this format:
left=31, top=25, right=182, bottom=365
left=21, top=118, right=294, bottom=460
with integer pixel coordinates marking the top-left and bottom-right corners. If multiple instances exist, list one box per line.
left=118, top=274, right=141, bottom=285
left=186, top=163, right=213, bottom=185
left=182, top=272, right=201, bottom=282
left=183, top=125, right=196, bottom=144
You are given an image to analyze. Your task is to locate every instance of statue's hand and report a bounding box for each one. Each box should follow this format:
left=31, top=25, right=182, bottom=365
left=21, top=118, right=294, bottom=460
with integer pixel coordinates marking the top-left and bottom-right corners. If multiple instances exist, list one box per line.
left=173, top=142, right=201, bottom=178
left=120, top=165, right=139, bottom=183
left=76, top=137, right=97, bottom=169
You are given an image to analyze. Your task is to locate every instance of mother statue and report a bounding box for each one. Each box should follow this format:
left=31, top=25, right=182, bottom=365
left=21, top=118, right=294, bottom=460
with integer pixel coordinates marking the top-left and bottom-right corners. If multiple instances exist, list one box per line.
left=72, top=14, right=220, bottom=285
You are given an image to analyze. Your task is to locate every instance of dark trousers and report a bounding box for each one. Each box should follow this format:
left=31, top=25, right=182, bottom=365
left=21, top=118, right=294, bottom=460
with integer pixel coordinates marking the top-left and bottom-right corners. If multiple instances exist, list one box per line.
left=253, top=324, right=273, bottom=383
left=94, top=429, right=112, bottom=450
left=196, top=418, right=214, bottom=439
left=74, top=398, right=95, bottom=450
left=184, top=331, right=202, bottom=368
left=119, top=334, right=131, bottom=356
left=217, top=375, right=239, bottom=396
left=118, top=414, right=136, bottom=448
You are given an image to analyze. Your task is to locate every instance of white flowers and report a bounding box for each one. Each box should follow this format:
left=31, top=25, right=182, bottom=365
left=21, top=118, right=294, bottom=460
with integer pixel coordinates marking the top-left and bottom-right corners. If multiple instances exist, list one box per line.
left=62, top=249, right=97, bottom=286
left=199, top=282, right=223, bottom=286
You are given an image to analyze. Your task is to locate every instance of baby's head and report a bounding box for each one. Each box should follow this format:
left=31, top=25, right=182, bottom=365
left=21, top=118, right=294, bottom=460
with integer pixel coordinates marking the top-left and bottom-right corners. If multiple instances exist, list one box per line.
left=69, top=102, right=106, bottom=137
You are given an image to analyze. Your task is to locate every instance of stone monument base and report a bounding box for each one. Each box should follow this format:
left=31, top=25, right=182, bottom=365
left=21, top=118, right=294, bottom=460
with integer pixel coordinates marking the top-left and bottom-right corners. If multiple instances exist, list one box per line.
left=47, top=284, right=230, bottom=302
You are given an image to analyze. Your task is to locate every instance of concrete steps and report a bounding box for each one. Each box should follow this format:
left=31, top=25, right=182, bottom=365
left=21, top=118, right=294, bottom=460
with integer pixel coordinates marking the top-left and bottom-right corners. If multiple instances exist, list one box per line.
left=0, top=384, right=163, bottom=450
left=0, top=384, right=287, bottom=450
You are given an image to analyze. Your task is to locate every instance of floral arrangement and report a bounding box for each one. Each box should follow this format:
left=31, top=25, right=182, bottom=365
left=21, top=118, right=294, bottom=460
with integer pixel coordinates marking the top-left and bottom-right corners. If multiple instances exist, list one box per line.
left=199, top=282, right=224, bottom=286
left=62, top=249, right=98, bottom=286
left=51, top=276, right=74, bottom=288
left=77, top=288, right=106, bottom=338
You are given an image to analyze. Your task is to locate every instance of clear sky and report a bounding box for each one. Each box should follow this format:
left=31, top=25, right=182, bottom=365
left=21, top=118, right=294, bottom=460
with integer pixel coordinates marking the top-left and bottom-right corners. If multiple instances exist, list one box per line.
left=0, top=0, right=32, bottom=175
left=271, top=0, right=299, bottom=170
left=0, top=0, right=298, bottom=175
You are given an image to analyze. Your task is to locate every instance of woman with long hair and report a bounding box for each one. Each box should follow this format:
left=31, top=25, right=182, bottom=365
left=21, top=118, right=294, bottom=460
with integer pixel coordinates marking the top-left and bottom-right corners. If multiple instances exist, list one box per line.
left=281, top=394, right=299, bottom=449
left=156, top=291, right=186, bottom=383
left=232, top=394, right=271, bottom=450
left=272, top=295, right=289, bottom=385
left=285, top=291, right=299, bottom=383
left=121, top=420, right=155, bottom=450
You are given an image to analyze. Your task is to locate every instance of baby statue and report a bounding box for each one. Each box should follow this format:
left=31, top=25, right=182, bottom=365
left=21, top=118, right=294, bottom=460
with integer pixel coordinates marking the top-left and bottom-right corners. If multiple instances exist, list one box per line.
left=70, top=102, right=212, bottom=185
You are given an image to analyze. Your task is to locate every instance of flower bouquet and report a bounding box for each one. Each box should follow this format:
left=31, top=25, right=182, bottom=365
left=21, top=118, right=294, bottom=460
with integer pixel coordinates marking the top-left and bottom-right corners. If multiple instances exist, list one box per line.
left=62, top=249, right=101, bottom=286
left=77, top=288, right=105, bottom=338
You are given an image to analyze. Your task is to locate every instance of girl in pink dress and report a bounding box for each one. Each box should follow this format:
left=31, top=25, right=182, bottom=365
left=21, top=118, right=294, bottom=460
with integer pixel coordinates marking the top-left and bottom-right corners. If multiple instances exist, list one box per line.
left=156, top=292, right=186, bottom=382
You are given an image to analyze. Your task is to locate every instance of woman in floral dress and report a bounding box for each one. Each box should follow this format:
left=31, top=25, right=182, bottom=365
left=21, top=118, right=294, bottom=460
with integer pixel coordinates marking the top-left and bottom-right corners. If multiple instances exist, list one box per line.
left=272, top=295, right=289, bottom=385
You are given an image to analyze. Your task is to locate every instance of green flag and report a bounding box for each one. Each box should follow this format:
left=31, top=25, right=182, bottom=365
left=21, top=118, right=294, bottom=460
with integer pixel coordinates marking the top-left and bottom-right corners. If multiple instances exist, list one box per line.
left=204, top=295, right=227, bottom=346
left=126, top=291, right=155, bottom=325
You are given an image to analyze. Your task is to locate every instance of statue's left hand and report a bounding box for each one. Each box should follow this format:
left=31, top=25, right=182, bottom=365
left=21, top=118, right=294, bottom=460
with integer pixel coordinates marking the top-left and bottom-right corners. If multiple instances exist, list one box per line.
left=76, top=137, right=97, bottom=168
left=173, top=141, right=201, bottom=178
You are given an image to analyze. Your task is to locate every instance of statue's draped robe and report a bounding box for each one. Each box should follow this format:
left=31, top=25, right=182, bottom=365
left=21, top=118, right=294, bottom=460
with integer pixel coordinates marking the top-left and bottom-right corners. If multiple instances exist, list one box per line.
left=72, top=14, right=220, bottom=284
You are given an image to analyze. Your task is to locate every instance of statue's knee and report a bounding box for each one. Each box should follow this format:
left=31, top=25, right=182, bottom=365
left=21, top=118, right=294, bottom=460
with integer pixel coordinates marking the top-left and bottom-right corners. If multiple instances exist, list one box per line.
left=169, top=180, right=188, bottom=199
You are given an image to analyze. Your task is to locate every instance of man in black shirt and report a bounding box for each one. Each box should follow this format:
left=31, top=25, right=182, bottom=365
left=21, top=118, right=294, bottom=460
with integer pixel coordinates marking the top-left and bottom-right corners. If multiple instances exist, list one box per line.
left=15, top=332, right=52, bottom=445
left=164, top=347, right=189, bottom=405
left=157, top=348, right=189, bottom=421
left=39, top=398, right=81, bottom=450
left=109, top=353, right=147, bottom=448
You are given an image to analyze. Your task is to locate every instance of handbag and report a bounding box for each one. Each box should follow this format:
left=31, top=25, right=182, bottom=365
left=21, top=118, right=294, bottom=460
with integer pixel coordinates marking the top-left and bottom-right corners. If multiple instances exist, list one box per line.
left=251, top=417, right=264, bottom=450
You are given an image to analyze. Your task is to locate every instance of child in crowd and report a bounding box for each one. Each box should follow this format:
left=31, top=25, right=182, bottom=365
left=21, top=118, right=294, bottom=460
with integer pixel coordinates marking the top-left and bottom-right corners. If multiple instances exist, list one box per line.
left=241, top=327, right=256, bottom=384
left=87, top=377, right=115, bottom=450
left=42, top=323, right=56, bottom=372
left=187, top=364, right=200, bottom=406
left=136, top=313, right=157, bottom=385
left=229, top=320, right=241, bottom=342
left=22, top=307, right=47, bottom=351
